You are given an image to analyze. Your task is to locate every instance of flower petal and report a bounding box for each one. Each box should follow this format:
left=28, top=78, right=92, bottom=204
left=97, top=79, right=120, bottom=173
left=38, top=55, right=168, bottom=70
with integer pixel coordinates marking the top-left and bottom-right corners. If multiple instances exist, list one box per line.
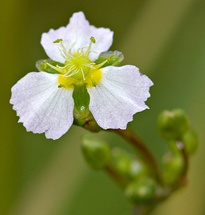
left=10, top=72, right=74, bottom=139
left=87, top=65, right=153, bottom=129
left=41, top=11, right=113, bottom=62
left=41, top=26, right=67, bottom=63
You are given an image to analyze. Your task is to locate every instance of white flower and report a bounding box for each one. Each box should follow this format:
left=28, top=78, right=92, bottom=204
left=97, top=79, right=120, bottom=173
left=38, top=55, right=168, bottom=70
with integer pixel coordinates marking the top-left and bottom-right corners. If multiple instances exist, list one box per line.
left=10, top=11, right=153, bottom=140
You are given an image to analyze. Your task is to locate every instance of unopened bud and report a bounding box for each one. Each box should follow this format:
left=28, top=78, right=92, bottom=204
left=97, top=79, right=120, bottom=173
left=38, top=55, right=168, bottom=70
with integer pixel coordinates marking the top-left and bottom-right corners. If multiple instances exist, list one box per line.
left=129, top=160, right=147, bottom=180
left=182, top=130, right=199, bottom=155
left=111, top=148, right=147, bottom=181
left=111, top=148, right=131, bottom=178
left=81, top=135, right=110, bottom=170
left=162, top=153, right=183, bottom=185
left=125, top=178, right=156, bottom=204
left=157, top=109, right=190, bottom=140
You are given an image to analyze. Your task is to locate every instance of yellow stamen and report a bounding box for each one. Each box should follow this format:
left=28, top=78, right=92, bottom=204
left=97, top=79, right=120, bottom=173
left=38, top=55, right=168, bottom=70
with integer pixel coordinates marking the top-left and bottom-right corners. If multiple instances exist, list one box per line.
left=84, top=37, right=96, bottom=57
left=90, top=37, right=96, bottom=43
left=51, top=37, right=108, bottom=89
left=46, top=62, right=65, bottom=73
left=53, top=39, right=63, bottom=43
left=94, top=54, right=115, bottom=70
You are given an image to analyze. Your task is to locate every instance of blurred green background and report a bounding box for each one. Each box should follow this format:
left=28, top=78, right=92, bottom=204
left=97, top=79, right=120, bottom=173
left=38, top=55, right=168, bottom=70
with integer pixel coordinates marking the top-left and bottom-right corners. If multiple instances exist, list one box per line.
left=1, top=0, right=205, bottom=214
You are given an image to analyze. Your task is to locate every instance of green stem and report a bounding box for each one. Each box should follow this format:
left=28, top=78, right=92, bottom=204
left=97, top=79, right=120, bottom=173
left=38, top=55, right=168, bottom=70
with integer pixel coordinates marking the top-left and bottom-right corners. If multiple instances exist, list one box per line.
left=176, top=141, right=189, bottom=177
left=105, top=164, right=126, bottom=188
left=110, top=127, right=161, bottom=184
left=133, top=205, right=155, bottom=215
left=174, top=141, right=189, bottom=188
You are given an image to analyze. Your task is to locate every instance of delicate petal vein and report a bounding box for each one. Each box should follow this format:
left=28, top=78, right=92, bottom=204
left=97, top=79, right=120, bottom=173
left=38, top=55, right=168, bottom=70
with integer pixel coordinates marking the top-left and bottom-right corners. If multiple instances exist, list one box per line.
left=10, top=72, right=74, bottom=139
left=87, top=65, right=153, bottom=129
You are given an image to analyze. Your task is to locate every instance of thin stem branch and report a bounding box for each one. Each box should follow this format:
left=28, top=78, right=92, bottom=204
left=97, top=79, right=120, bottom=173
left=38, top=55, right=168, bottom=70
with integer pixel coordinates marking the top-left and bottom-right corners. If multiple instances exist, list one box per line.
left=175, top=141, right=189, bottom=188
left=133, top=205, right=155, bottom=215
left=110, top=127, right=161, bottom=183
left=176, top=141, right=189, bottom=177
left=105, top=164, right=126, bottom=188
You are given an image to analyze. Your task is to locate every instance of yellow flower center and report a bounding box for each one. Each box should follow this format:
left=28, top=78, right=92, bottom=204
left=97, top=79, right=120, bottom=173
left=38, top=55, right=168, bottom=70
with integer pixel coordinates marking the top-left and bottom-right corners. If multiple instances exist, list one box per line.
left=48, top=37, right=109, bottom=89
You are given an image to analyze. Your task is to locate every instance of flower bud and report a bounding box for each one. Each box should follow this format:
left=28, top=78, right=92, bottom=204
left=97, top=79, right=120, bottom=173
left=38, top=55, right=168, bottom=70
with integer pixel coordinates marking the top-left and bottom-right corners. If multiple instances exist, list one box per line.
left=162, top=153, right=183, bottom=185
left=129, top=160, right=147, bottom=180
left=111, top=148, right=132, bottom=178
left=125, top=178, right=156, bottom=204
left=182, top=130, right=199, bottom=155
left=111, top=148, right=147, bottom=182
left=157, top=109, right=190, bottom=140
left=81, top=135, right=110, bottom=170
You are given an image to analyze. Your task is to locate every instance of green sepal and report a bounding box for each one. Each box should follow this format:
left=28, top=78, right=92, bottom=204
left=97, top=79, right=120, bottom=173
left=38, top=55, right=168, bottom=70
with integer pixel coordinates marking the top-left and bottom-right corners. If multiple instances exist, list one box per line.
left=95, top=51, right=124, bottom=67
left=73, top=85, right=101, bottom=132
left=81, top=134, right=111, bottom=170
left=36, top=59, right=63, bottom=74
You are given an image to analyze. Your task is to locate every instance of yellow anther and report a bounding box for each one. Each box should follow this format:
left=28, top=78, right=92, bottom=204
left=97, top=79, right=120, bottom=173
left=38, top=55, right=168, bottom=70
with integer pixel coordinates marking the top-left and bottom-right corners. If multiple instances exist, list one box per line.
left=107, top=54, right=114, bottom=62
left=84, top=37, right=95, bottom=57
left=90, top=37, right=96, bottom=44
left=53, top=38, right=63, bottom=43
left=94, top=54, right=115, bottom=70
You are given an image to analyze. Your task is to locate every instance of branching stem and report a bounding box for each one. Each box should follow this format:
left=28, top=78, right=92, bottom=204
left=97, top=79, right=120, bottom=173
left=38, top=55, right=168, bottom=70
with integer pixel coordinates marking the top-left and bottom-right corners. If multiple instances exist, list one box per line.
left=105, top=164, right=126, bottom=188
left=110, top=127, right=162, bottom=183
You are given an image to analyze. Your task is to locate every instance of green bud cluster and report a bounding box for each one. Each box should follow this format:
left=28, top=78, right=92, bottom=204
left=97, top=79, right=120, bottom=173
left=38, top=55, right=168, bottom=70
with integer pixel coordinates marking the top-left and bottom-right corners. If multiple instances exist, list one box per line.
left=157, top=109, right=198, bottom=156
left=157, top=109, right=199, bottom=186
left=81, top=137, right=159, bottom=204
left=80, top=109, right=198, bottom=206
left=110, top=148, right=160, bottom=204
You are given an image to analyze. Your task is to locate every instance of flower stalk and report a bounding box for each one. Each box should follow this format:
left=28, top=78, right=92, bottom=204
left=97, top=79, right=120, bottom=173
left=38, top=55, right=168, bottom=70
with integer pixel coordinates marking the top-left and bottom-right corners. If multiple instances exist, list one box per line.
left=176, top=141, right=189, bottom=177
left=105, top=164, right=127, bottom=188
left=171, top=141, right=189, bottom=189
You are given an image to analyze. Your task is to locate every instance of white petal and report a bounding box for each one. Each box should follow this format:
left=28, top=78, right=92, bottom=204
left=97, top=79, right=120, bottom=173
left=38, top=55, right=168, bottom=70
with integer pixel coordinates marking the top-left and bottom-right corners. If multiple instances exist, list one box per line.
left=41, top=26, right=67, bottom=63
left=41, top=11, right=113, bottom=62
left=10, top=72, right=74, bottom=139
left=87, top=65, right=153, bottom=129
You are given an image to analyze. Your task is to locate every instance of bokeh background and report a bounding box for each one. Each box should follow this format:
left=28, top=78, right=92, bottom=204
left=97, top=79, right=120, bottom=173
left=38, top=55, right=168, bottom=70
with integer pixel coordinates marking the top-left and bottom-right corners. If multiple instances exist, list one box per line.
left=1, top=0, right=205, bottom=214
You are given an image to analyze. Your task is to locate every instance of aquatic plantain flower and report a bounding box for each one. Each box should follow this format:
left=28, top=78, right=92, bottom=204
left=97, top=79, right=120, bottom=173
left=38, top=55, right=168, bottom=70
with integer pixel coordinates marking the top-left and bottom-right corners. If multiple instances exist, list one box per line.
left=10, top=12, right=153, bottom=139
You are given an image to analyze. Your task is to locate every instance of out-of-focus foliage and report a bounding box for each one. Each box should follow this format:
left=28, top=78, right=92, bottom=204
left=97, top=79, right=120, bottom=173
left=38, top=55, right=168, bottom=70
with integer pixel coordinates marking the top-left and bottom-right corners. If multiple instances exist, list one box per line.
left=1, top=0, right=205, bottom=215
